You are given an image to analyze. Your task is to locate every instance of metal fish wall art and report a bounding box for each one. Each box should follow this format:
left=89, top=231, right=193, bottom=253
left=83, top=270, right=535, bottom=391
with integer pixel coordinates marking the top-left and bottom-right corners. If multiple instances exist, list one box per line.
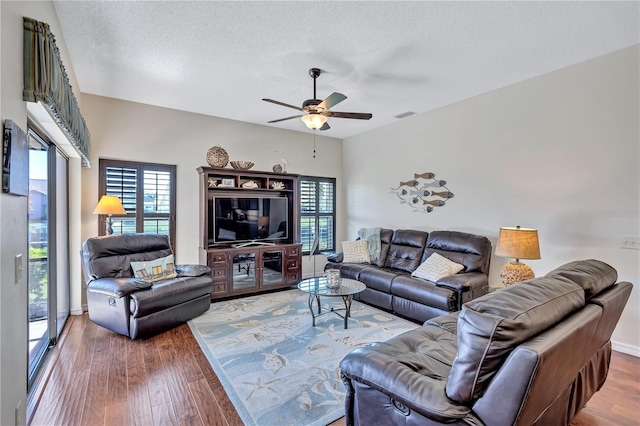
left=390, top=172, right=454, bottom=213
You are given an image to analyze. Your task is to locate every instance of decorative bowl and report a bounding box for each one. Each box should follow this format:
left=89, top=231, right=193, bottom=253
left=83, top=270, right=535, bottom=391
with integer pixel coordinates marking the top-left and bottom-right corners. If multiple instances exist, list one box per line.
left=230, top=161, right=254, bottom=170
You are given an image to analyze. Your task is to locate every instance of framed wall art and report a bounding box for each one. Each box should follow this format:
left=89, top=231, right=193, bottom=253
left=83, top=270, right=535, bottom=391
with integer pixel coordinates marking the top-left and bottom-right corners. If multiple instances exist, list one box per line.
left=2, top=120, right=29, bottom=196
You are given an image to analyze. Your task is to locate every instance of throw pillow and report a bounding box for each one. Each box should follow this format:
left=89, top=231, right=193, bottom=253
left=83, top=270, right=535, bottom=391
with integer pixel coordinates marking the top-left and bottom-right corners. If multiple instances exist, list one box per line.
left=342, top=239, right=371, bottom=264
left=412, top=252, right=464, bottom=282
left=130, top=254, right=178, bottom=282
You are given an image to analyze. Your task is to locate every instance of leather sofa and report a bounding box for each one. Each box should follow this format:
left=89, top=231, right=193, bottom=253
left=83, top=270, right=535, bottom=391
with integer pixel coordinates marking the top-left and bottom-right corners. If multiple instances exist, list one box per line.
left=81, top=233, right=212, bottom=339
left=326, top=229, right=492, bottom=323
left=339, top=259, right=633, bottom=426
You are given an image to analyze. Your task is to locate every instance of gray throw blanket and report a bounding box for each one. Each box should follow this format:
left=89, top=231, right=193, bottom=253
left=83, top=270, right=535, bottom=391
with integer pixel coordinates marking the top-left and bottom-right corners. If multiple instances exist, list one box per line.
left=358, top=227, right=382, bottom=262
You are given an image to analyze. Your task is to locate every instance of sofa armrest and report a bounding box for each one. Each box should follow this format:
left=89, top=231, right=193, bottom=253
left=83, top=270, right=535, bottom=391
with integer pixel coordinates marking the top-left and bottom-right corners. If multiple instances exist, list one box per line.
left=435, top=272, right=488, bottom=292
left=87, top=277, right=152, bottom=298
left=176, top=264, right=211, bottom=277
left=326, top=252, right=343, bottom=263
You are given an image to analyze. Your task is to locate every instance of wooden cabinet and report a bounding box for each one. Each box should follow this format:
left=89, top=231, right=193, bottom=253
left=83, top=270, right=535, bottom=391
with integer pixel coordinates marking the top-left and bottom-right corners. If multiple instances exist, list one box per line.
left=198, top=167, right=302, bottom=299
left=206, top=244, right=302, bottom=300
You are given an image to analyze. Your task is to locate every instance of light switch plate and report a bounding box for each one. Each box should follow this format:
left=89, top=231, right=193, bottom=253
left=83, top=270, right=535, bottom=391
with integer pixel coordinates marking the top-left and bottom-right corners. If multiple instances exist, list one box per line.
left=620, top=235, right=640, bottom=250
left=15, top=254, right=23, bottom=284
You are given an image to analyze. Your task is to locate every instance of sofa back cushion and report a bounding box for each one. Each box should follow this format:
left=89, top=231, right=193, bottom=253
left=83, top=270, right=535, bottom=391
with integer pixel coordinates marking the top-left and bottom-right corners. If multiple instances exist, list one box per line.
left=82, top=233, right=174, bottom=282
left=423, top=231, right=491, bottom=274
left=445, top=275, right=585, bottom=403
left=373, top=228, right=395, bottom=268
left=383, top=229, right=429, bottom=273
left=544, top=259, right=617, bottom=300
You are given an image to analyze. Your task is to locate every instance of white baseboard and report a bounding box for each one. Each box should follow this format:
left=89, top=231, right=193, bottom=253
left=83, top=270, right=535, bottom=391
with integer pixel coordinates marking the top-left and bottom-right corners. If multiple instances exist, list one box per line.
left=612, top=340, right=640, bottom=358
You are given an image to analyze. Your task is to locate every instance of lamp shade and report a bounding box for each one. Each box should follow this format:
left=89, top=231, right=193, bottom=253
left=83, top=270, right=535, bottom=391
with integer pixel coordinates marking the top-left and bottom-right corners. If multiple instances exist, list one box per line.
left=301, top=113, right=327, bottom=130
left=93, top=195, right=126, bottom=215
left=495, top=226, right=541, bottom=260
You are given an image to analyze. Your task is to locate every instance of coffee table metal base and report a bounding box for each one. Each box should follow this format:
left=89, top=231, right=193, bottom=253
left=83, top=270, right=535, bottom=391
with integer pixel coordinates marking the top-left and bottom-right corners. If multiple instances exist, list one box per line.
left=298, top=277, right=366, bottom=330
left=307, top=293, right=354, bottom=329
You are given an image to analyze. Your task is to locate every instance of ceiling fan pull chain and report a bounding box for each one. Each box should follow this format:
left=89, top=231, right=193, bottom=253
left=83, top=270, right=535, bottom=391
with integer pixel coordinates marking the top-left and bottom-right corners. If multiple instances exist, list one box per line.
left=313, top=130, right=317, bottom=158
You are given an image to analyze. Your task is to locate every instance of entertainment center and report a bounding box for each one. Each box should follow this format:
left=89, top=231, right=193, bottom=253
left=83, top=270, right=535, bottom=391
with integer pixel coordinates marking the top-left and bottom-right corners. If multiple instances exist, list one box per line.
left=198, top=167, right=302, bottom=300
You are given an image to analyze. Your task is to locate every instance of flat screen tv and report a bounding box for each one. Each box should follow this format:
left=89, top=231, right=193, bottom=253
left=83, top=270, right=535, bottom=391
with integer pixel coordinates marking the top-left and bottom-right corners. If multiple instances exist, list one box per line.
left=209, top=195, right=289, bottom=246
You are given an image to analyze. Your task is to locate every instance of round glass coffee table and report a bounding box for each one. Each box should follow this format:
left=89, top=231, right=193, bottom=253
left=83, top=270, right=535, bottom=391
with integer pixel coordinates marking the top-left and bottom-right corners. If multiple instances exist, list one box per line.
left=297, top=277, right=366, bottom=329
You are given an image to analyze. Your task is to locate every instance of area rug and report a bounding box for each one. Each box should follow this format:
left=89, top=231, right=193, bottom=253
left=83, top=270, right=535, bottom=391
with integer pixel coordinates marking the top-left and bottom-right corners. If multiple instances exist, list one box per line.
left=188, top=289, right=419, bottom=426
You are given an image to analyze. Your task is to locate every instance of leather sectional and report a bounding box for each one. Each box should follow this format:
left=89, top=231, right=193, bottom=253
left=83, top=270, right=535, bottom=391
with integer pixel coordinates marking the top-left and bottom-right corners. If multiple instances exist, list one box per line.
left=325, top=229, right=492, bottom=323
left=339, top=259, right=632, bottom=425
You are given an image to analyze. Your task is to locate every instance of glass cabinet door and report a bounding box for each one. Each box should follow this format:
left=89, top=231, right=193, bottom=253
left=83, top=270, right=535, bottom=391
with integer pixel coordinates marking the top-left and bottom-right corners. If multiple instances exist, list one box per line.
left=261, top=249, right=284, bottom=287
left=231, top=251, right=258, bottom=292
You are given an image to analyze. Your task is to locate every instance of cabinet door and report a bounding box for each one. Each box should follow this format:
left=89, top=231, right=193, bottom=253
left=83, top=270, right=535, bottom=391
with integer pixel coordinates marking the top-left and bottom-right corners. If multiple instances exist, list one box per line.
left=260, top=248, right=285, bottom=287
left=231, top=251, right=258, bottom=292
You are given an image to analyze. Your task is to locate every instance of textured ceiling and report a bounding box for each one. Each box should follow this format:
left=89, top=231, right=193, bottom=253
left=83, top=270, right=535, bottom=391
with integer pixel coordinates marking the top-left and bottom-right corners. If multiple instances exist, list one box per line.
left=53, top=1, right=639, bottom=139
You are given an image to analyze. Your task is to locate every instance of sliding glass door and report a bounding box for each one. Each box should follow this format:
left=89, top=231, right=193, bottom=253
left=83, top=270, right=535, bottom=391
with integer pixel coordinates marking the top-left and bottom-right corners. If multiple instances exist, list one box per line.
left=27, top=127, right=69, bottom=388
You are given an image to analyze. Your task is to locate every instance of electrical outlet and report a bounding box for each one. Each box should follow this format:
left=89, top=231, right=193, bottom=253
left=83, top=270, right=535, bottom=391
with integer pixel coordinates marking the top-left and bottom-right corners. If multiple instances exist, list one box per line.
left=620, top=235, right=640, bottom=250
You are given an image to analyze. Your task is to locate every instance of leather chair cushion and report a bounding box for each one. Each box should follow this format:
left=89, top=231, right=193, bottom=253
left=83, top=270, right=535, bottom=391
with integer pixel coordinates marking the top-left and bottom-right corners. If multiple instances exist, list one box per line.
left=545, top=259, right=617, bottom=300
left=392, top=275, right=457, bottom=311
left=130, top=275, right=212, bottom=318
left=82, top=234, right=173, bottom=280
left=358, top=268, right=402, bottom=293
left=340, top=323, right=470, bottom=423
left=445, top=276, right=585, bottom=403
left=383, top=229, right=428, bottom=272
left=423, top=231, right=491, bottom=274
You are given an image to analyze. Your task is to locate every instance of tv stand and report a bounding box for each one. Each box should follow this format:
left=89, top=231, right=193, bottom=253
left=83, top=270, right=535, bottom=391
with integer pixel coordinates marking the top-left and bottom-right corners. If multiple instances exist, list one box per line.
left=232, top=240, right=276, bottom=248
left=198, top=166, right=301, bottom=300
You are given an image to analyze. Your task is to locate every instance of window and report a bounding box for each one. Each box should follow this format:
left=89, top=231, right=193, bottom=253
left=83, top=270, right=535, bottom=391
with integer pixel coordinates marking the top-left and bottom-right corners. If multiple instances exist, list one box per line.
left=299, top=176, right=336, bottom=255
left=98, top=159, right=176, bottom=251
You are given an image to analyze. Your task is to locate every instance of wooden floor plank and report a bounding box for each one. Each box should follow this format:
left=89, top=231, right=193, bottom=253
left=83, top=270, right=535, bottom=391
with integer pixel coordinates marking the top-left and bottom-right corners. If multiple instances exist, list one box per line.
left=79, top=326, right=112, bottom=426
left=157, top=339, right=199, bottom=421
left=141, top=336, right=173, bottom=407
left=188, top=378, right=227, bottom=426
left=151, top=401, right=178, bottom=426
left=29, top=314, right=640, bottom=426
left=127, top=334, right=154, bottom=426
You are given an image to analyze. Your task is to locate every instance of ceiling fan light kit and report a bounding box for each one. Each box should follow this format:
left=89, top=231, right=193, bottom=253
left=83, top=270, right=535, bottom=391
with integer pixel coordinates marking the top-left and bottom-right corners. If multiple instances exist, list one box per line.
left=263, top=67, right=372, bottom=131
left=301, top=113, right=327, bottom=129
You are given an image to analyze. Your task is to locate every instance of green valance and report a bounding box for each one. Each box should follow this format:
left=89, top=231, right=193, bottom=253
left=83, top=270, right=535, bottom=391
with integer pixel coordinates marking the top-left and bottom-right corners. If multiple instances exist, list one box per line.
left=23, top=17, right=90, bottom=166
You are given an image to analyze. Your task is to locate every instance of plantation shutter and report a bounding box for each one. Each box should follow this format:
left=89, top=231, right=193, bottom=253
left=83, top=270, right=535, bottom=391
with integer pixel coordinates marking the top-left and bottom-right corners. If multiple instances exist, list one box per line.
left=98, top=159, right=176, bottom=252
left=299, top=177, right=336, bottom=254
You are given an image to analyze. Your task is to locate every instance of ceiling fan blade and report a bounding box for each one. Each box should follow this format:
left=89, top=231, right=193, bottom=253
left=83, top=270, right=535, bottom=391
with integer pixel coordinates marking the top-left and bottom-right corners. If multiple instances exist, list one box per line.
left=319, top=122, right=330, bottom=131
left=262, top=98, right=304, bottom=111
left=268, top=115, right=304, bottom=123
left=324, top=111, right=373, bottom=120
left=318, top=92, right=347, bottom=112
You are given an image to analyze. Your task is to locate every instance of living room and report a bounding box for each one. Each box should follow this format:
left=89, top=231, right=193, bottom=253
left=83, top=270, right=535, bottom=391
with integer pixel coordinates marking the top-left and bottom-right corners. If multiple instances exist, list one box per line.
left=1, top=1, right=639, bottom=425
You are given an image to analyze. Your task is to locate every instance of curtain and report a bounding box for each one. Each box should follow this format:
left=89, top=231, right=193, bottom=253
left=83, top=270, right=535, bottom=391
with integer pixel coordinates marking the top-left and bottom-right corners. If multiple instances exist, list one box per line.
left=23, top=17, right=91, bottom=166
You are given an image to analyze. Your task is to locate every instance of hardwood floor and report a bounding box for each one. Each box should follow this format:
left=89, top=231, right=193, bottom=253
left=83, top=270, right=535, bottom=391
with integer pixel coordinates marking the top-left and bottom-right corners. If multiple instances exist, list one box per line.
left=29, top=314, right=640, bottom=426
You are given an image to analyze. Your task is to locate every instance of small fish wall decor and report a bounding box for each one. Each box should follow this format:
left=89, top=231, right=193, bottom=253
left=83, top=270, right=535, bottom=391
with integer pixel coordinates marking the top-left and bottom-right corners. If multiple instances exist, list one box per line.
left=390, top=172, right=454, bottom=213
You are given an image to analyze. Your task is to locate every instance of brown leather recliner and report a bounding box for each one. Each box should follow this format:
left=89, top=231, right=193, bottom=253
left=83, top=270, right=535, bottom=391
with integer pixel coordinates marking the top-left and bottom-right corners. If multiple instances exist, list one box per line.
left=81, top=233, right=212, bottom=339
left=339, top=259, right=632, bottom=425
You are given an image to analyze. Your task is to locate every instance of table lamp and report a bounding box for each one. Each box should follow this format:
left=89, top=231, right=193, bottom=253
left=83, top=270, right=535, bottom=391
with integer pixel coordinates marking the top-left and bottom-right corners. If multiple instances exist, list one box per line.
left=495, top=226, right=541, bottom=285
left=93, top=195, right=126, bottom=235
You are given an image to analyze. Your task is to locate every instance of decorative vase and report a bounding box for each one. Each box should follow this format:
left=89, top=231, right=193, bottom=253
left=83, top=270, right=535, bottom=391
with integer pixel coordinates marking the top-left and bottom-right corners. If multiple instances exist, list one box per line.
left=325, top=269, right=341, bottom=289
left=272, top=164, right=283, bottom=173
left=206, top=146, right=229, bottom=168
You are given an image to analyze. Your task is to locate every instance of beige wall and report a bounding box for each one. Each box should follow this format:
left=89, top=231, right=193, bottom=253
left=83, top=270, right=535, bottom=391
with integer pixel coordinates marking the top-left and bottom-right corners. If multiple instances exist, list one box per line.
left=80, top=94, right=344, bottom=286
left=1, top=1, right=84, bottom=424
left=343, top=45, right=640, bottom=354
